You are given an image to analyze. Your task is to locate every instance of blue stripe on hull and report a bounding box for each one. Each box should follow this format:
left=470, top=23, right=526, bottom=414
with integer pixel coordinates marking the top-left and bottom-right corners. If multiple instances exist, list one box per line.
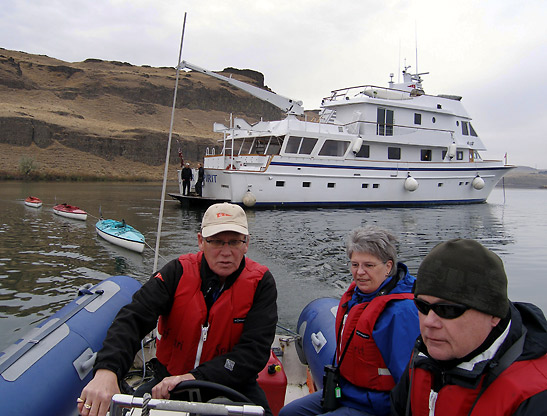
left=244, top=198, right=487, bottom=208
left=269, top=161, right=511, bottom=172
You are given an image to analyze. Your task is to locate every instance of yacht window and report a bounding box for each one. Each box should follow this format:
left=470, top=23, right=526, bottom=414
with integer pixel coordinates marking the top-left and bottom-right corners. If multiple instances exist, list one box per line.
left=388, top=147, right=401, bottom=160
left=299, top=138, right=318, bottom=154
left=462, top=121, right=469, bottom=136
left=421, top=149, right=432, bottom=161
left=327, top=183, right=335, bottom=188
left=285, top=136, right=302, bottom=154
left=373, top=184, right=380, bottom=188
left=250, top=138, right=267, bottom=154
left=456, top=151, right=464, bottom=160
left=432, top=117, right=436, bottom=123
left=303, top=182, right=311, bottom=188
left=266, top=136, right=283, bottom=155
left=362, top=183, right=369, bottom=188
left=414, top=113, right=422, bottom=125
left=355, top=144, right=370, bottom=158
left=318, top=140, right=350, bottom=157
left=239, top=139, right=252, bottom=155
left=442, top=150, right=447, bottom=159
left=377, top=108, right=394, bottom=136
left=276, top=181, right=285, bottom=187
left=469, top=123, right=478, bottom=137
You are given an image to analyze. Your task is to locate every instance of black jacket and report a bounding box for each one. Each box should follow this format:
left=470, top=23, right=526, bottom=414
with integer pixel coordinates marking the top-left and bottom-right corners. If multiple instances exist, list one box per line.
left=94, top=255, right=278, bottom=387
left=390, top=302, right=547, bottom=415
left=181, top=167, right=193, bottom=180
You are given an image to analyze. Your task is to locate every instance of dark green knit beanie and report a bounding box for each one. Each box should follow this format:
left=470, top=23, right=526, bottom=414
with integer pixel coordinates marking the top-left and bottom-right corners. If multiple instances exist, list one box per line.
left=416, top=239, right=509, bottom=318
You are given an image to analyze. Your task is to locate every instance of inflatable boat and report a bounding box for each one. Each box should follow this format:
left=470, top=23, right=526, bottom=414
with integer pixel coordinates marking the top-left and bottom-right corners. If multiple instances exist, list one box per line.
left=296, top=297, right=339, bottom=389
left=0, top=275, right=141, bottom=416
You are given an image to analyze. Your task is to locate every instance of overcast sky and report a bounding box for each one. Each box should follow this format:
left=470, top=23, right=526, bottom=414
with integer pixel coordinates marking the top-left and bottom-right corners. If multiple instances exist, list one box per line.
left=2, top=0, right=546, bottom=167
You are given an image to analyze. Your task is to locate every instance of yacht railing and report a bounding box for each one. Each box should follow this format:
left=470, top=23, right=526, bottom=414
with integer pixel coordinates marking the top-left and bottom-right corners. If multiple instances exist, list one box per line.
left=344, top=119, right=454, bottom=138
left=322, top=84, right=426, bottom=103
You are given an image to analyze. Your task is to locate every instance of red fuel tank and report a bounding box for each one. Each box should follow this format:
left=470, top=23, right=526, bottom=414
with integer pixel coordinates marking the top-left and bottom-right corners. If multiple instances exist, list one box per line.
left=257, top=350, right=288, bottom=416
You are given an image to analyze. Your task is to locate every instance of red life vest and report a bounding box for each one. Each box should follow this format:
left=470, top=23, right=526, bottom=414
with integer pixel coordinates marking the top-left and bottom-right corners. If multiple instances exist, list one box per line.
left=335, top=282, right=413, bottom=390
left=156, top=252, right=268, bottom=376
left=409, top=354, right=547, bottom=415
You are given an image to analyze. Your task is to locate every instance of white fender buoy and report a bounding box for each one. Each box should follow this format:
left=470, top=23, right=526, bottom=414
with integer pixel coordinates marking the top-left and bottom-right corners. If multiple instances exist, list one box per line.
left=242, top=191, right=256, bottom=207
left=447, top=142, right=457, bottom=159
left=352, top=137, right=363, bottom=154
left=404, top=176, right=419, bottom=192
left=472, top=176, right=485, bottom=190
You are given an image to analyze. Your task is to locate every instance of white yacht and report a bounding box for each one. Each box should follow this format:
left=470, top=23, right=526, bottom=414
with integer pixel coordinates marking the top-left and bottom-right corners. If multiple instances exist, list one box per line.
left=174, top=62, right=513, bottom=207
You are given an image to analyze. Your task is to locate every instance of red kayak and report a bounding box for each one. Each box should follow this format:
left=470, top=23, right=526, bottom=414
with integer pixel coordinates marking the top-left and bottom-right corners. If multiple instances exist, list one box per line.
left=24, top=196, right=43, bottom=208
left=53, top=203, right=88, bottom=221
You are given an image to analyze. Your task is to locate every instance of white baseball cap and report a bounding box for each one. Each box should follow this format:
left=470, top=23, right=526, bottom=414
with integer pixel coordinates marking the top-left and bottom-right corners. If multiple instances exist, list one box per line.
left=201, top=203, right=248, bottom=237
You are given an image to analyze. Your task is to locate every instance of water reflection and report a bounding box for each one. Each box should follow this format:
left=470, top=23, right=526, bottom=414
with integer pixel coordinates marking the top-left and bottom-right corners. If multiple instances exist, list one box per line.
left=246, top=201, right=515, bottom=328
left=0, top=182, right=545, bottom=351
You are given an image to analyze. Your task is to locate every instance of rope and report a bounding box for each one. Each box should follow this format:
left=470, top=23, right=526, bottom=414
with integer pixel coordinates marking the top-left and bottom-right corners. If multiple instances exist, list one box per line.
left=141, top=393, right=151, bottom=416
left=276, top=324, right=300, bottom=336
left=144, top=241, right=168, bottom=262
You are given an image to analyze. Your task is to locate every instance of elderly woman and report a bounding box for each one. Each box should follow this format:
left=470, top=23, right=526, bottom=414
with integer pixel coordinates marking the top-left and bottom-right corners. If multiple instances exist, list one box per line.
left=280, top=226, right=419, bottom=416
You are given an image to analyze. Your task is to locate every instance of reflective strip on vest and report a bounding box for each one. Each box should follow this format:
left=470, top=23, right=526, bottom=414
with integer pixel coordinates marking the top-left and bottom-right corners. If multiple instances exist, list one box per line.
left=194, top=324, right=209, bottom=369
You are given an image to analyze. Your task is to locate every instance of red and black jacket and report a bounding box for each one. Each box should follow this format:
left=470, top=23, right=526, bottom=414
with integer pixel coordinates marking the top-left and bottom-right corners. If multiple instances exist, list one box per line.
left=391, top=302, right=547, bottom=415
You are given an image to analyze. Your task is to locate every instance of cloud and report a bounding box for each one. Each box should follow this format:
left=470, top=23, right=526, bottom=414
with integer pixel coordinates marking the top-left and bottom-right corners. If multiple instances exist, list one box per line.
left=1, top=0, right=546, bottom=167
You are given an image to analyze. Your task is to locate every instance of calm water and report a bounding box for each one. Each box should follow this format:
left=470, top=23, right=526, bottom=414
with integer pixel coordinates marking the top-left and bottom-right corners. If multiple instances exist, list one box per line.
left=1, top=181, right=546, bottom=351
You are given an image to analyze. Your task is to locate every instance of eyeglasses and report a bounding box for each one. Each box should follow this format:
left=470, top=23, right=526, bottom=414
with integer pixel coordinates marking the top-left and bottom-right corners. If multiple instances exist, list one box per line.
left=349, top=261, right=386, bottom=271
left=205, top=239, right=247, bottom=248
left=414, top=297, right=470, bottom=319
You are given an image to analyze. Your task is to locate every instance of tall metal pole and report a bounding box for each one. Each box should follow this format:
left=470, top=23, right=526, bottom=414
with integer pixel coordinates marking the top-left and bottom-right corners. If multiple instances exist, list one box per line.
left=153, top=13, right=187, bottom=273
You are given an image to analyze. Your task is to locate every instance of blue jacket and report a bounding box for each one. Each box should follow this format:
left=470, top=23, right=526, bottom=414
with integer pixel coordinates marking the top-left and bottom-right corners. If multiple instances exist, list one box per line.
left=339, top=263, right=419, bottom=416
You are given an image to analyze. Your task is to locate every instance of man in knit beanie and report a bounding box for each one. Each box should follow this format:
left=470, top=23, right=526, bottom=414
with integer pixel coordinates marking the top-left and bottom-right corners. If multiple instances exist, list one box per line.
left=391, top=239, right=547, bottom=415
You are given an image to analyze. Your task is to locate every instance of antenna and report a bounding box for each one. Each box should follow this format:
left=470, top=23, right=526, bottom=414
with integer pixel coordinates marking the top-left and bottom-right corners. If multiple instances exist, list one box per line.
left=415, top=21, right=418, bottom=75
left=154, top=12, right=187, bottom=273
left=398, top=39, right=401, bottom=83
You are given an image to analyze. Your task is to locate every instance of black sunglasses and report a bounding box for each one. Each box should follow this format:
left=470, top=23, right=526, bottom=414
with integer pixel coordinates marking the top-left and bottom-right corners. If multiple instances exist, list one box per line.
left=414, top=297, right=470, bottom=319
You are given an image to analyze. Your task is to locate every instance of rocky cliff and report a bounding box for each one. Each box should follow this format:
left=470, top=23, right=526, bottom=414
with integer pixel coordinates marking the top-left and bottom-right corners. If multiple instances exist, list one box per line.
left=0, top=48, right=285, bottom=180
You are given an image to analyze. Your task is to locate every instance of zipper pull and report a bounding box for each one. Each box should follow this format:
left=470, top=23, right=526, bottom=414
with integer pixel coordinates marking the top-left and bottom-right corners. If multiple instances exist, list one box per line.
left=201, top=324, right=209, bottom=341
left=194, top=324, right=210, bottom=369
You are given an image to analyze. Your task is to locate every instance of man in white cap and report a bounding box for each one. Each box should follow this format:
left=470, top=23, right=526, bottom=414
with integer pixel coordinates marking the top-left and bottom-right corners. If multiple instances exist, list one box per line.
left=78, top=203, right=277, bottom=416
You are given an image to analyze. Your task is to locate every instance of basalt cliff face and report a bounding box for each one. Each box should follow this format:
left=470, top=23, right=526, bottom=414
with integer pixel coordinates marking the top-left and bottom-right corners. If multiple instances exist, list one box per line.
left=0, top=48, right=285, bottom=180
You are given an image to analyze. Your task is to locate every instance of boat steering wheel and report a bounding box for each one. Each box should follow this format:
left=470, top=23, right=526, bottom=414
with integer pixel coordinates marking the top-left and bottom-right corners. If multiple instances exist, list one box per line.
left=170, top=380, right=252, bottom=404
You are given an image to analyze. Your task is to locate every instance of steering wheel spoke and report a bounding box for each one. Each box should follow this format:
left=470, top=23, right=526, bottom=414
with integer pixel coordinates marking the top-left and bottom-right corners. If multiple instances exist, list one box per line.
left=170, top=380, right=252, bottom=404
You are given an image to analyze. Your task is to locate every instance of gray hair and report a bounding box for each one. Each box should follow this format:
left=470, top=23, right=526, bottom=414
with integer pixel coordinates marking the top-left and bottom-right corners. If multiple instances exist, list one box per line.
left=346, top=226, right=398, bottom=276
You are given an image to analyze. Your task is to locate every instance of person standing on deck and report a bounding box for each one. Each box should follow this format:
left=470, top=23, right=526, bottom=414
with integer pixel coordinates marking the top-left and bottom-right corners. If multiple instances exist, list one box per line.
left=195, top=163, right=205, bottom=197
left=181, top=163, right=193, bottom=196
